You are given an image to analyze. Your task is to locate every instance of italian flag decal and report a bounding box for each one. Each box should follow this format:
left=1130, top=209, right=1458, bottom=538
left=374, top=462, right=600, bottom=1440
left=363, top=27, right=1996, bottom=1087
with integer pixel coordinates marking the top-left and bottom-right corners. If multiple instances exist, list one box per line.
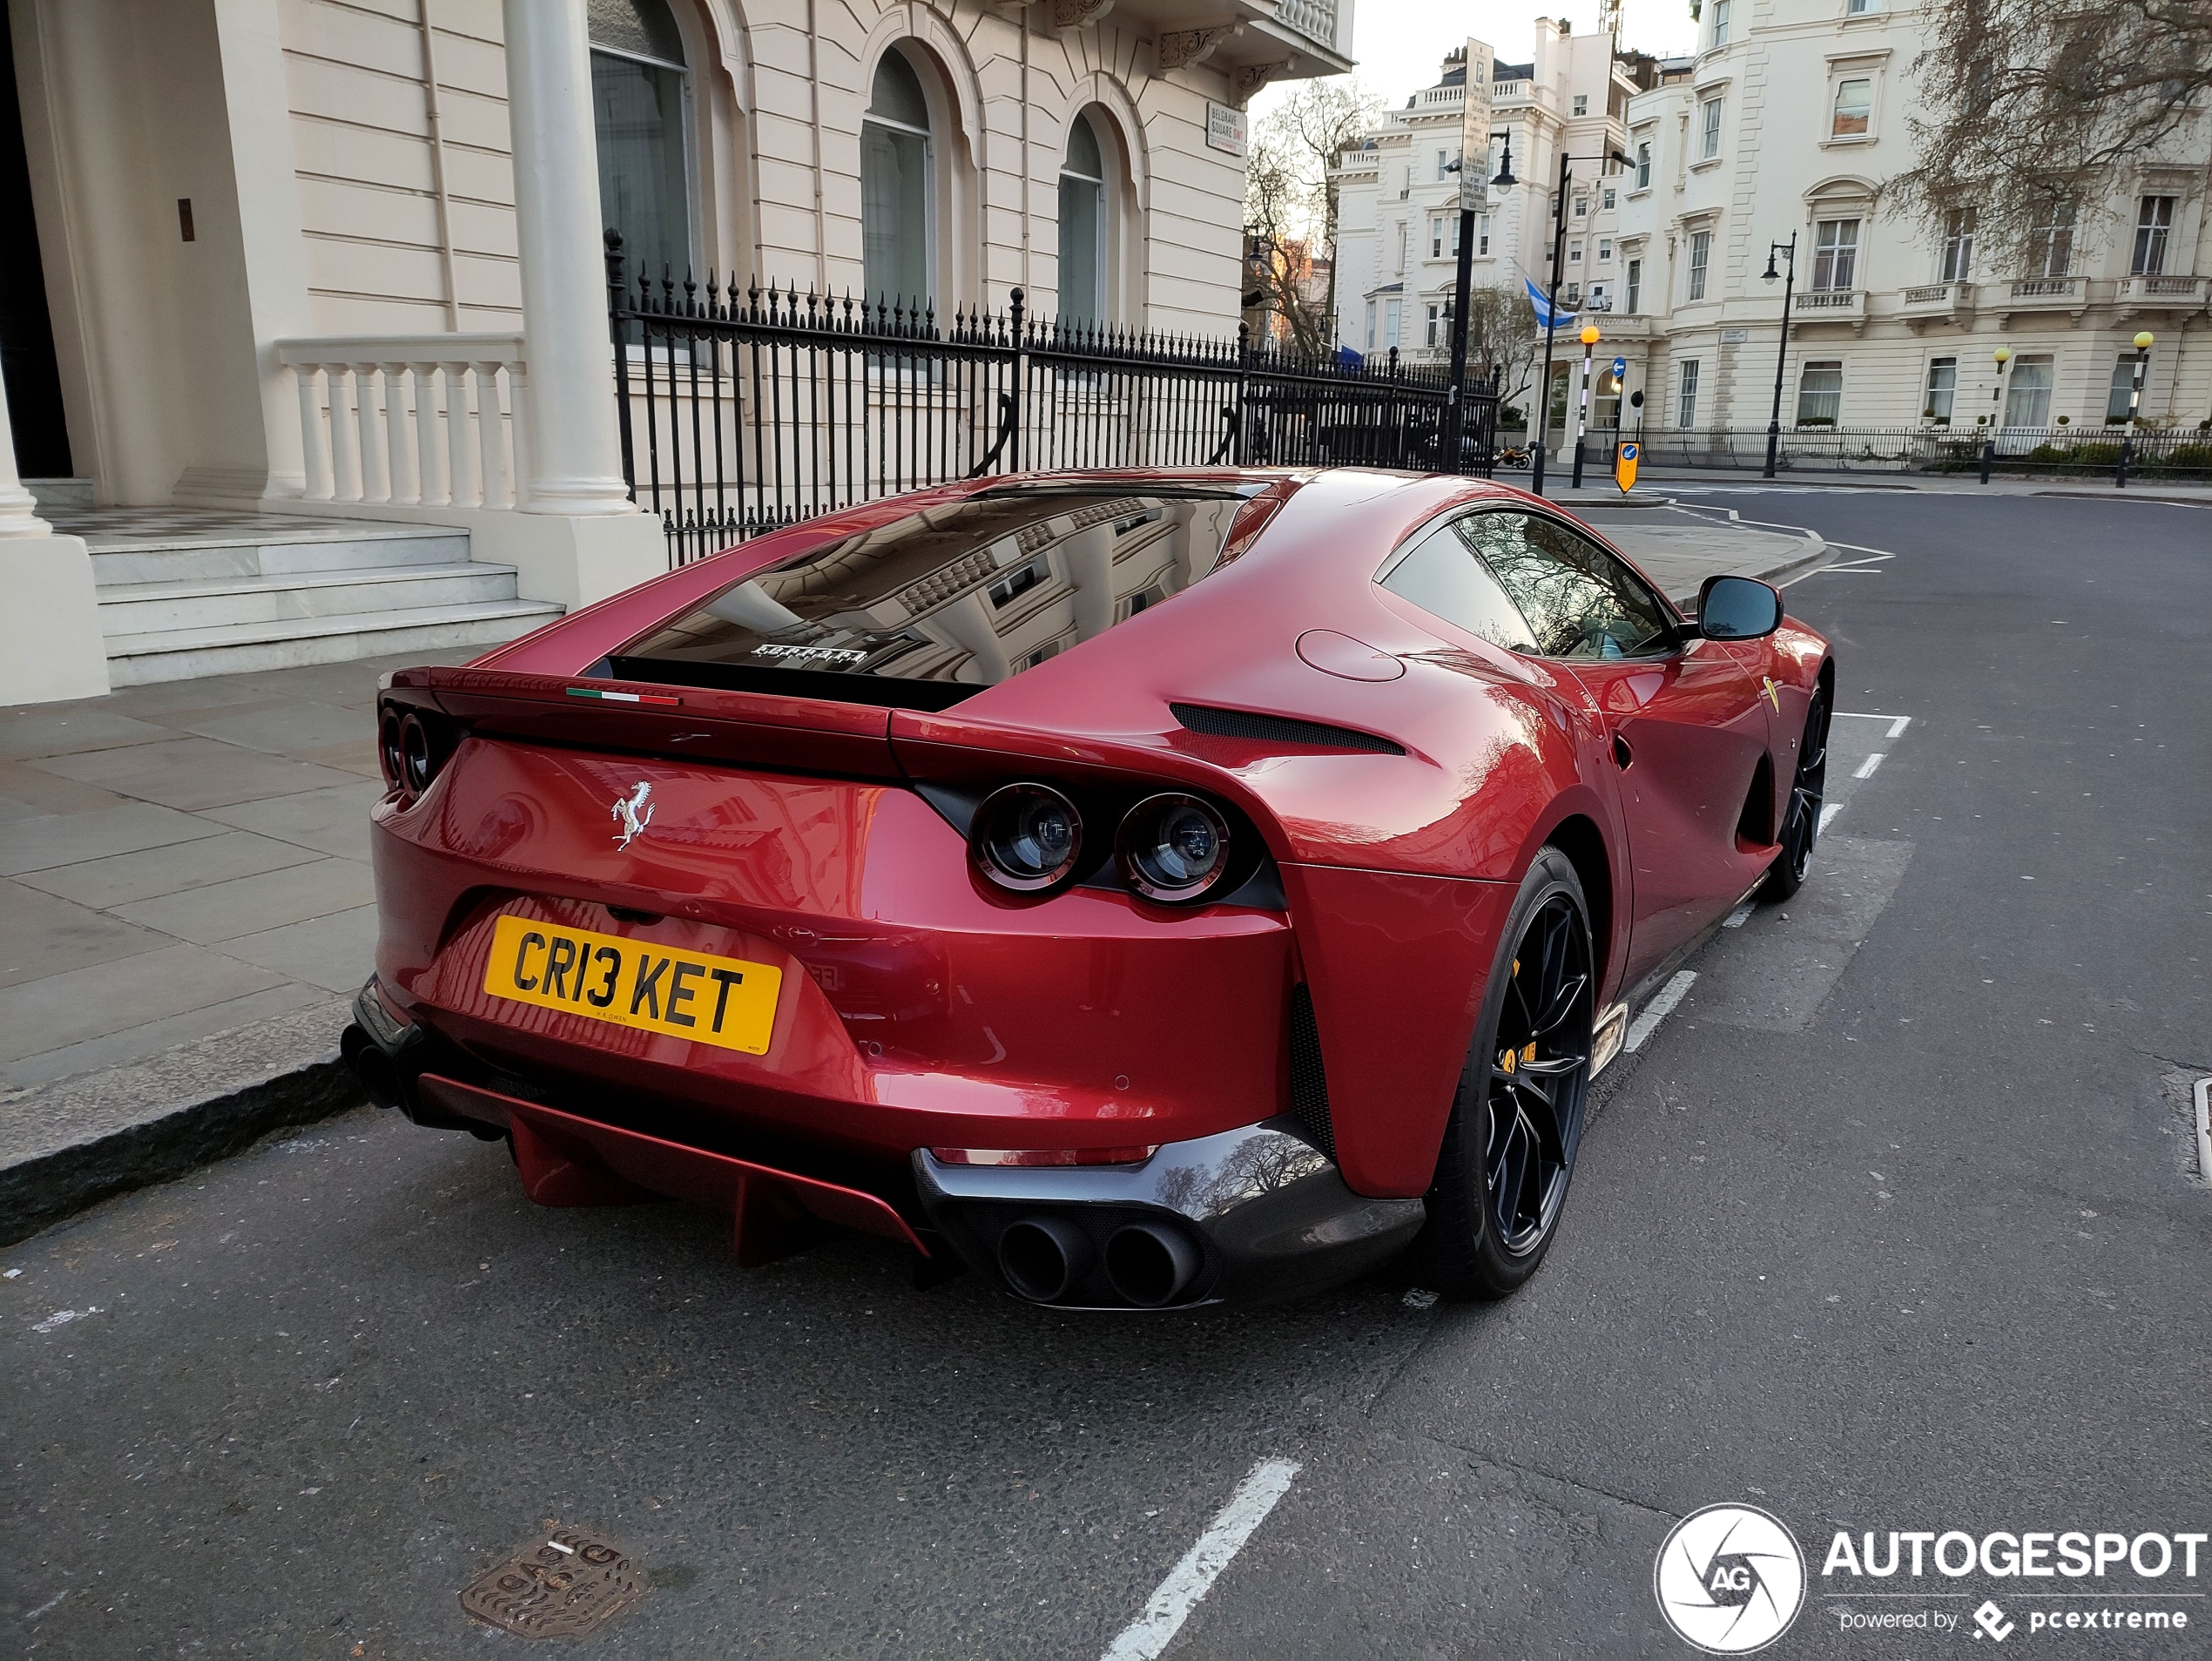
left=564, top=686, right=681, bottom=706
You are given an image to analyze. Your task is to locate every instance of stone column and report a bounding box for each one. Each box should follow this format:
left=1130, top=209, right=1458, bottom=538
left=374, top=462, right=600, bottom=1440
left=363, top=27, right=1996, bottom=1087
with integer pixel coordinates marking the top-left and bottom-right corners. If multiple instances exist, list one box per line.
left=489, top=0, right=664, bottom=610
left=502, top=0, right=632, bottom=517
left=0, top=376, right=110, bottom=706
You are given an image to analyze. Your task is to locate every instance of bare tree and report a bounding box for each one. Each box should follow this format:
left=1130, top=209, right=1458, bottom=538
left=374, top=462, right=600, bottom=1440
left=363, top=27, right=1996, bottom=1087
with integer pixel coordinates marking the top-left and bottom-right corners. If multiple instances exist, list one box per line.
left=1244, top=79, right=1381, bottom=354
left=1895, top=0, right=2212, bottom=267
left=1244, top=141, right=1332, bottom=357
left=1460, top=284, right=1543, bottom=412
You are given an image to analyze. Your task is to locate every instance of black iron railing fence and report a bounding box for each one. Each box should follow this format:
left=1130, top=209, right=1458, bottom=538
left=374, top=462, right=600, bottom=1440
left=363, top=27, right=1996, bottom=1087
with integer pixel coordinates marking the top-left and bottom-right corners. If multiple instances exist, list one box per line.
left=1618, top=425, right=2212, bottom=479
left=605, top=233, right=1498, bottom=565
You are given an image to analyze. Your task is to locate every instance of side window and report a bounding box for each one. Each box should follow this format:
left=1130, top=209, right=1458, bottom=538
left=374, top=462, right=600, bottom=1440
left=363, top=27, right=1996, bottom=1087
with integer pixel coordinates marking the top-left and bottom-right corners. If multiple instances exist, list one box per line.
left=1378, top=519, right=1538, bottom=652
left=1459, top=512, right=1676, bottom=659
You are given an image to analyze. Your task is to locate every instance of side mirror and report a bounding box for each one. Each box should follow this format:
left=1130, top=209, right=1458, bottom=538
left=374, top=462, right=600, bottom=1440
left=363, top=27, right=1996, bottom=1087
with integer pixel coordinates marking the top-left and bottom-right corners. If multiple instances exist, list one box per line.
left=1696, top=574, right=1783, bottom=640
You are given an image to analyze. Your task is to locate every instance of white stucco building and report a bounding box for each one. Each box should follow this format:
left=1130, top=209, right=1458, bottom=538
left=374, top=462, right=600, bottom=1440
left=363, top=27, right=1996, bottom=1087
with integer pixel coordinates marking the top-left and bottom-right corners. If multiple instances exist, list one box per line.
left=1329, top=22, right=1664, bottom=392
left=0, top=0, right=1351, bottom=704
left=1610, top=0, right=2209, bottom=445
left=1332, top=3, right=2209, bottom=453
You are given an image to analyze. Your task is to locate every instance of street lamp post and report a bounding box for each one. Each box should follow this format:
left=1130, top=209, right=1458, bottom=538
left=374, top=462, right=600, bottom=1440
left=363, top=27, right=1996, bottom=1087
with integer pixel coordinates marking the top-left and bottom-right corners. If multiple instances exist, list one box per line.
left=1979, top=346, right=2012, bottom=485
left=1441, top=139, right=1519, bottom=474
left=2116, top=329, right=2154, bottom=489
left=1760, top=234, right=1797, bottom=480
left=1528, top=145, right=1631, bottom=498
left=1571, top=324, right=1601, bottom=488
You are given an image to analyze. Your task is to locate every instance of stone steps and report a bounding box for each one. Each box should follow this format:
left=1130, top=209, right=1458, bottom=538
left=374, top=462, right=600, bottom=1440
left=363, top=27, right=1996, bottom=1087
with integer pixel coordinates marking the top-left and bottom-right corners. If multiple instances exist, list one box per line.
left=105, top=598, right=563, bottom=687
left=98, top=563, right=525, bottom=636
left=87, top=528, right=471, bottom=586
left=68, top=510, right=563, bottom=685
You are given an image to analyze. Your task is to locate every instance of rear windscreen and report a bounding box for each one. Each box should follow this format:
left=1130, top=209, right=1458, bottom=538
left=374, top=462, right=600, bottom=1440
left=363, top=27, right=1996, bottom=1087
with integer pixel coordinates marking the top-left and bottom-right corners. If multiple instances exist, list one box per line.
left=608, top=485, right=1256, bottom=709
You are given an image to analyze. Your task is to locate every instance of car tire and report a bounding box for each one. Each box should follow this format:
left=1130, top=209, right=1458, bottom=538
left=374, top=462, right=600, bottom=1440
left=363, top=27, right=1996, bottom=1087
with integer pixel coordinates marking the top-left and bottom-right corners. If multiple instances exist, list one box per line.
left=1760, top=679, right=1831, bottom=901
left=1413, top=846, right=1597, bottom=1301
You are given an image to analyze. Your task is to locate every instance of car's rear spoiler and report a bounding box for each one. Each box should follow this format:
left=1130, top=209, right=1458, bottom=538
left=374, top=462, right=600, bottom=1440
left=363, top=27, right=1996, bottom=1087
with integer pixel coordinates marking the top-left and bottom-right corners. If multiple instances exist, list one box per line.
left=386, top=664, right=902, bottom=780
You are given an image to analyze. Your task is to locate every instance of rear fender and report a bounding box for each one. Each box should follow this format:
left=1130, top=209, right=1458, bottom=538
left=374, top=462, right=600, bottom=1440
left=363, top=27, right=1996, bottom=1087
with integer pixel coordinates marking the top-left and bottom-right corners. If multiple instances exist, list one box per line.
left=1506, top=783, right=1631, bottom=1011
left=1279, top=863, right=1515, bottom=1198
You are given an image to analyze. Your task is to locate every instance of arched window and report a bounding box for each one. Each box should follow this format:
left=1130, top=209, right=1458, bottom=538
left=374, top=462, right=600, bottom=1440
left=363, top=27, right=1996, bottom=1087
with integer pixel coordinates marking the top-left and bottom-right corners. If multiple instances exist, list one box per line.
left=1058, top=113, right=1107, bottom=324
left=590, top=0, right=692, bottom=281
left=863, top=52, right=934, bottom=308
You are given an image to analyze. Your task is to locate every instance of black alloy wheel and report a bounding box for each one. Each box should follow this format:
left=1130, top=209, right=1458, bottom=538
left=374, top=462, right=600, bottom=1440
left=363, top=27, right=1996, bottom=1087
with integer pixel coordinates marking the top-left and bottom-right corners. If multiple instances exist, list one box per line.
left=1416, top=847, right=1596, bottom=1299
left=1485, top=893, right=1595, bottom=1255
left=1762, top=681, right=1831, bottom=901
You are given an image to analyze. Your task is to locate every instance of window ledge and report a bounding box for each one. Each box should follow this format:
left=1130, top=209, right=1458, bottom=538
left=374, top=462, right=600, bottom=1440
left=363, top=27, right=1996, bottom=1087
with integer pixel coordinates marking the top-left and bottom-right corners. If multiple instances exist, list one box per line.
left=1689, top=156, right=1723, bottom=172
left=1628, top=186, right=1653, bottom=199
left=1818, top=134, right=1874, bottom=149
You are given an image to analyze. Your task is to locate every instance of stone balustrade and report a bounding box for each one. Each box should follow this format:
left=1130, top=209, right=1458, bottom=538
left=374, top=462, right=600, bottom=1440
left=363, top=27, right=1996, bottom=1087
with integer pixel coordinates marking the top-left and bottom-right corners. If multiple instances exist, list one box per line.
left=276, top=335, right=528, bottom=512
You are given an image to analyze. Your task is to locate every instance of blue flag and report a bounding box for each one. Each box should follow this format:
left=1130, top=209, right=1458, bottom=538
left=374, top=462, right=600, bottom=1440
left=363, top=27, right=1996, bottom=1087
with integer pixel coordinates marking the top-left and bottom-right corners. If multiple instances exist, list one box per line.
left=1526, top=277, right=1575, bottom=333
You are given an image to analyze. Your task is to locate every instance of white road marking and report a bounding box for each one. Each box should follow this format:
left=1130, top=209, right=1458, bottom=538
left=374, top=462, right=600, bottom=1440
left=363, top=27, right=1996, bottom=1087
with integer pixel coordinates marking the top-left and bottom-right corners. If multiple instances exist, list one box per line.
left=2195, top=1077, right=2212, bottom=1187
left=1624, top=972, right=1697, bottom=1054
left=1795, top=551, right=1893, bottom=579
left=1818, top=803, right=1843, bottom=833
left=1885, top=715, right=1912, bottom=739
left=1831, top=712, right=1899, bottom=720
left=1854, top=753, right=1885, bottom=780
left=1723, top=900, right=1757, bottom=928
left=1101, top=1458, right=1302, bottom=1661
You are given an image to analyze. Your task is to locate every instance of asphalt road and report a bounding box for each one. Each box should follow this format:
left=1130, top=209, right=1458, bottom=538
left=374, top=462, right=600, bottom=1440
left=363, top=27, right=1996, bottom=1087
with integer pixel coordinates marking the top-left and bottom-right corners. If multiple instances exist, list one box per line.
left=8, top=490, right=2209, bottom=1658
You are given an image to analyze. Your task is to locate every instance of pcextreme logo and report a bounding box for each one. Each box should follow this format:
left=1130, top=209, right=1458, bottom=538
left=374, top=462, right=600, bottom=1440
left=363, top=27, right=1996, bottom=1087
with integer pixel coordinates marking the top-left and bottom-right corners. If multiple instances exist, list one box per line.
left=1654, top=1504, right=1808, bottom=1654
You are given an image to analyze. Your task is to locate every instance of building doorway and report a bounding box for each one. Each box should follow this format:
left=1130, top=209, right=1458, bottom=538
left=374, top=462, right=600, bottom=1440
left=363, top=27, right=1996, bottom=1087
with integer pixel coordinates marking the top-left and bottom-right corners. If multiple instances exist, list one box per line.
left=1, top=17, right=72, bottom=479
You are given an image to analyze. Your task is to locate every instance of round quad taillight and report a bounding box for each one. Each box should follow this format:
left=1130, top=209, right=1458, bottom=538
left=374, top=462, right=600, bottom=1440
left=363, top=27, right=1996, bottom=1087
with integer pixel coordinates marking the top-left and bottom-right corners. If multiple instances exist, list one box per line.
left=1116, top=793, right=1231, bottom=904
left=398, top=713, right=436, bottom=797
left=971, top=783, right=1082, bottom=893
left=377, top=708, right=406, bottom=791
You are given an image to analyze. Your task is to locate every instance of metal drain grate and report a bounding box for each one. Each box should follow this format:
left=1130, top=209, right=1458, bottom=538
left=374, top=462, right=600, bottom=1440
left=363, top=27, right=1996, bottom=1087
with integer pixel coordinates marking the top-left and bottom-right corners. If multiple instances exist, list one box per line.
left=459, top=1523, right=645, bottom=1639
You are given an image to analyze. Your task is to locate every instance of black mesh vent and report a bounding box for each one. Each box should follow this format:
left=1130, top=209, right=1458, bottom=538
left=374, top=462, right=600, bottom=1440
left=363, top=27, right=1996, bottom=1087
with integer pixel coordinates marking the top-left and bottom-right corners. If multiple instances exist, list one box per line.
left=1171, top=703, right=1405, bottom=755
left=1288, top=983, right=1337, bottom=1160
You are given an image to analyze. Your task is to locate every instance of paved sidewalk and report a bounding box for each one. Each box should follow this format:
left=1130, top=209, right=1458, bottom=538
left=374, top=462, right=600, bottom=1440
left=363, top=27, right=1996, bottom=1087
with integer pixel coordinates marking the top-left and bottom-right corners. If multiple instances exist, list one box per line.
left=0, top=648, right=475, bottom=1091
left=1565, top=498, right=1827, bottom=598
left=0, top=508, right=1825, bottom=1239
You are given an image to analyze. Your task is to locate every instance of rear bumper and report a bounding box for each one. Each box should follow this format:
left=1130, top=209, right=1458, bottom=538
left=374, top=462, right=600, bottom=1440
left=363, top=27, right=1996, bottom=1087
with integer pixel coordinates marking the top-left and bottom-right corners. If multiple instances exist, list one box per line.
left=343, top=975, right=1421, bottom=1307
left=913, top=1123, right=1424, bottom=1308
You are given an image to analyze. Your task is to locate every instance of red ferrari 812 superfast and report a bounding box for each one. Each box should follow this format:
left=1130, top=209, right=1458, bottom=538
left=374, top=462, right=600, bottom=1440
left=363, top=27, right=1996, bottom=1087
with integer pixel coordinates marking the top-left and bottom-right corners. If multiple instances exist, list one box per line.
left=344, top=468, right=1832, bottom=1308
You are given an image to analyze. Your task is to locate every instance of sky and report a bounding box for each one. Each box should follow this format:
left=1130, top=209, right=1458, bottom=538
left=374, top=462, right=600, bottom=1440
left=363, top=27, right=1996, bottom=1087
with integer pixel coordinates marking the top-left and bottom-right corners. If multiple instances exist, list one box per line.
left=1256, top=0, right=1701, bottom=120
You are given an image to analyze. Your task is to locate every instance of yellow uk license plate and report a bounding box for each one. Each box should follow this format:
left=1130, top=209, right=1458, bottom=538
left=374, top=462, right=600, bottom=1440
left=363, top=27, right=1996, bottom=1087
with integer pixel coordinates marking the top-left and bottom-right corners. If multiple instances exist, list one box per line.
left=482, top=913, right=784, bottom=1055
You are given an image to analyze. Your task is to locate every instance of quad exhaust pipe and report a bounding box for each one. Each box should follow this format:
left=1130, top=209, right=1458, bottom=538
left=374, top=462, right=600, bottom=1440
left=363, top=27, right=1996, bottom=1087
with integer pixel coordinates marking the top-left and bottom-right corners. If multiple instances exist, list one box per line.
left=997, top=1216, right=1095, bottom=1303
left=996, top=1212, right=1204, bottom=1307
left=1105, top=1222, right=1201, bottom=1307
left=340, top=1023, right=405, bottom=1111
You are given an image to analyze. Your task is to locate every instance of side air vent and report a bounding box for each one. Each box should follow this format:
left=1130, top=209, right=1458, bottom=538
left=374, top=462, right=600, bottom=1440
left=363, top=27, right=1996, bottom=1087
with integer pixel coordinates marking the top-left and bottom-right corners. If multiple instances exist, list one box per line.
left=1170, top=703, right=1405, bottom=756
left=1287, top=984, right=1338, bottom=1160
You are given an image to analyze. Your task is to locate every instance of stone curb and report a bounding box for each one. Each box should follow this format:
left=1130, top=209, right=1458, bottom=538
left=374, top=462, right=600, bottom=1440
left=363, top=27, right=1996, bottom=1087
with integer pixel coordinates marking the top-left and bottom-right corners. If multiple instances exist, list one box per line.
left=1, top=999, right=364, bottom=1246
left=1736, top=537, right=1832, bottom=591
